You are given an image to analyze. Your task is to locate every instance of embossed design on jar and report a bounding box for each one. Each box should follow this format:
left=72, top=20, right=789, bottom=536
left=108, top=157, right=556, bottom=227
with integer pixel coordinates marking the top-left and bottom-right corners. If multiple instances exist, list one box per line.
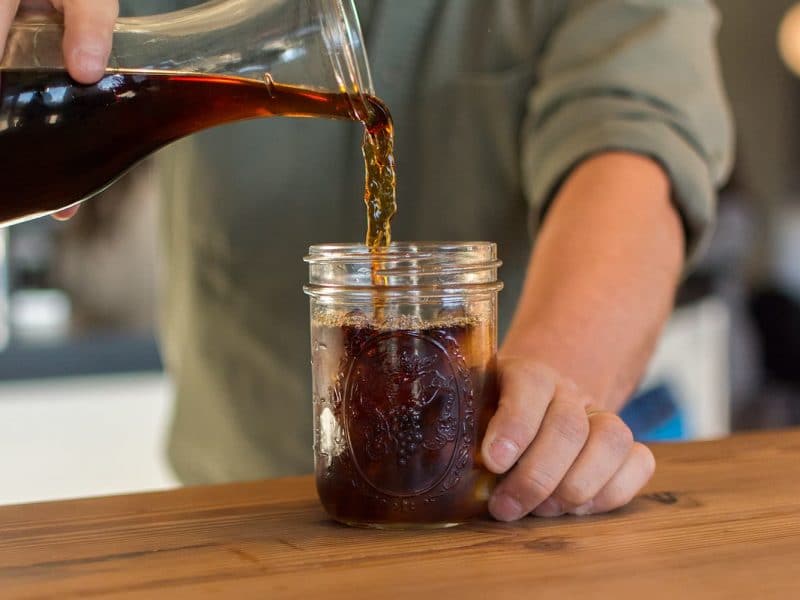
left=342, top=330, right=470, bottom=497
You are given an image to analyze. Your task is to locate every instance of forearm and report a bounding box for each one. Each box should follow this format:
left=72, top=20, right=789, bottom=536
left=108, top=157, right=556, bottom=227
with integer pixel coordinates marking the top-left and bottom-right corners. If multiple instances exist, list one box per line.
left=504, top=152, right=684, bottom=411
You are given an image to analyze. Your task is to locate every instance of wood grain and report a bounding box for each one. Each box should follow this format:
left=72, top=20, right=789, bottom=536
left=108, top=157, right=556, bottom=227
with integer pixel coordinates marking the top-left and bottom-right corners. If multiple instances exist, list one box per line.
left=1, top=429, right=799, bottom=599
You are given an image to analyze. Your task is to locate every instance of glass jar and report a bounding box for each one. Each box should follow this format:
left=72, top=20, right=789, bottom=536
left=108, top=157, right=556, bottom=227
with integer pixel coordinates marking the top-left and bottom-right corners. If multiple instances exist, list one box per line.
left=304, top=243, right=503, bottom=528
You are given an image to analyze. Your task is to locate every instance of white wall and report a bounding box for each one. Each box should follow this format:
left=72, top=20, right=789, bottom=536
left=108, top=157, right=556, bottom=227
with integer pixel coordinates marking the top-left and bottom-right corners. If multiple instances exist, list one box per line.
left=0, top=373, right=178, bottom=506
left=643, top=298, right=732, bottom=439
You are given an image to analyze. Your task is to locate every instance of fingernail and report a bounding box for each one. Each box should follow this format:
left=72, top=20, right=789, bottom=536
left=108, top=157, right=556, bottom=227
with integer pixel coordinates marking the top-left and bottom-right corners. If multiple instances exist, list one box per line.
left=488, top=439, right=519, bottom=472
left=73, top=47, right=106, bottom=79
left=489, top=493, right=524, bottom=522
left=572, top=500, right=594, bottom=516
left=53, top=205, right=80, bottom=221
left=533, top=497, right=563, bottom=518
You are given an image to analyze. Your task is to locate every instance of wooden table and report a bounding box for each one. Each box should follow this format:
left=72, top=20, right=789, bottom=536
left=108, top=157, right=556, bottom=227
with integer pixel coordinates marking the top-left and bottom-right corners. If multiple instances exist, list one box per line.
left=1, top=429, right=799, bottom=599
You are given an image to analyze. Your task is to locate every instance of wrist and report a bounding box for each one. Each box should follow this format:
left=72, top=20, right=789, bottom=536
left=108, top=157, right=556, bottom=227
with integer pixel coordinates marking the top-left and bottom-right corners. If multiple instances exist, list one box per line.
left=500, top=325, right=641, bottom=412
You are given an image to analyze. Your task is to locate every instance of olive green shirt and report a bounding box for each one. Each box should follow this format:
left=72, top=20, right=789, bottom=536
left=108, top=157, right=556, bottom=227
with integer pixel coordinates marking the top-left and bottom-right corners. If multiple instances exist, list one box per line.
left=125, top=0, right=733, bottom=483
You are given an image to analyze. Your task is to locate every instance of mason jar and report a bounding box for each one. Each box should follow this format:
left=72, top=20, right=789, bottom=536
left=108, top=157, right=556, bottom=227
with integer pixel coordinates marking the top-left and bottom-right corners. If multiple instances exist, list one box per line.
left=304, top=242, right=503, bottom=528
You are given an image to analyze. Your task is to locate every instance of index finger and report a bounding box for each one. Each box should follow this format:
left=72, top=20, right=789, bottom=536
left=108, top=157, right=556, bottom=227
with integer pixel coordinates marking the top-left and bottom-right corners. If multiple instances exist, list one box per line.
left=57, top=0, right=118, bottom=84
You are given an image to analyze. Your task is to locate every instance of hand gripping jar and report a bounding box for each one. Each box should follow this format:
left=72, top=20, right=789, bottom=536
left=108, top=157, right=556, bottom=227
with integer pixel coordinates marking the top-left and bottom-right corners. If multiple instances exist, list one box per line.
left=304, top=243, right=503, bottom=528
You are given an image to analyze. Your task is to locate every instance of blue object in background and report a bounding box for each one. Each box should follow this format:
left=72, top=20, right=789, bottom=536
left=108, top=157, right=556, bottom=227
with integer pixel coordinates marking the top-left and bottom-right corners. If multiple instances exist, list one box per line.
left=620, top=382, right=689, bottom=442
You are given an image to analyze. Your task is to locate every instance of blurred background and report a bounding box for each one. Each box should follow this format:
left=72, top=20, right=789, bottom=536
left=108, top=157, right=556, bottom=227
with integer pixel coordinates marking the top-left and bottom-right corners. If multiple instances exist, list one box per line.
left=2, top=0, right=800, bottom=505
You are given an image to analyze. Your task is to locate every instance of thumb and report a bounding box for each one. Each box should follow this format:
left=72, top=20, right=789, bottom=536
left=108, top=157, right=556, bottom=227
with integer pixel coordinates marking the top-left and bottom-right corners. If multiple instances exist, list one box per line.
left=480, top=359, right=557, bottom=473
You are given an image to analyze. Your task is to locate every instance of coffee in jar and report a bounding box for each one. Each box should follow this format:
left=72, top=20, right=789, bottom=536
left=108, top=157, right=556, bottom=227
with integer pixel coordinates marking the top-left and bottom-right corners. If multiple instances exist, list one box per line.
left=306, top=243, right=503, bottom=528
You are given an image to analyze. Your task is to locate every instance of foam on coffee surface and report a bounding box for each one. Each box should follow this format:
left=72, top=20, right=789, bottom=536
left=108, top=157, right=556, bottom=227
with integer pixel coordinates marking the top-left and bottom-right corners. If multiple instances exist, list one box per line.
left=312, top=308, right=482, bottom=331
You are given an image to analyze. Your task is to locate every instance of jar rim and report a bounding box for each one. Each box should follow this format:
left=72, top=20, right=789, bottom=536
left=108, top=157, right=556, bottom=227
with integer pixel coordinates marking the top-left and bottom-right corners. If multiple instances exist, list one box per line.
left=305, top=241, right=498, bottom=262
left=305, top=242, right=502, bottom=297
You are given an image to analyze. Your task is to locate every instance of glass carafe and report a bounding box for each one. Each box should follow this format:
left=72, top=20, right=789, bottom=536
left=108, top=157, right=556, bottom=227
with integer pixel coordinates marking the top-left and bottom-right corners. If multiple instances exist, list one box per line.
left=0, top=0, right=373, bottom=225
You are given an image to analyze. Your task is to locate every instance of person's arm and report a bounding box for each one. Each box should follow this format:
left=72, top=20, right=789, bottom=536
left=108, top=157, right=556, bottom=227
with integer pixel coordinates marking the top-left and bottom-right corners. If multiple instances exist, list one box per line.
left=503, top=152, right=682, bottom=409
left=483, top=0, right=734, bottom=522
left=483, top=152, right=678, bottom=521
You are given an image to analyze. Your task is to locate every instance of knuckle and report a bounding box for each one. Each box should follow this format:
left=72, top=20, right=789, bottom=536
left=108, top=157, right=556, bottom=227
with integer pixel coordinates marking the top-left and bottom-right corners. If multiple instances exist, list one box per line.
left=602, top=481, right=629, bottom=510
left=593, top=414, right=634, bottom=454
left=601, top=445, right=656, bottom=510
left=552, top=407, right=590, bottom=443
left=558, top=477, right=594, bottom=506
left=602, top=474, right=638, bottom=510
left=517, top=467, right=559, bottom=503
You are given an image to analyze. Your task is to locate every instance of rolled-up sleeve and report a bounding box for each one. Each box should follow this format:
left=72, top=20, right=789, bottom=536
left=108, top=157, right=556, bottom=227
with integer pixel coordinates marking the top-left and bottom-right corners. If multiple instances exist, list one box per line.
left=522, top=0, right=735, bottom=262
